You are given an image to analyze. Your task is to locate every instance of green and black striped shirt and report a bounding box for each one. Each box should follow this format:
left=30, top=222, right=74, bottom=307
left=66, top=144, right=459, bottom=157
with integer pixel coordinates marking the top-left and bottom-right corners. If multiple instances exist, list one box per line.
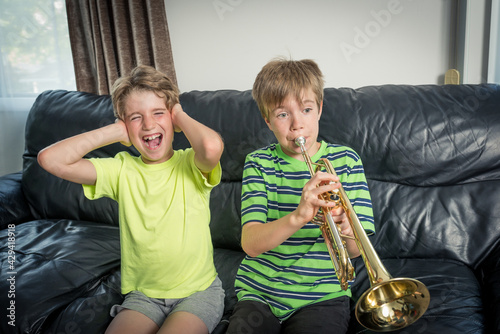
left=235, top=141, right=375, bottom=320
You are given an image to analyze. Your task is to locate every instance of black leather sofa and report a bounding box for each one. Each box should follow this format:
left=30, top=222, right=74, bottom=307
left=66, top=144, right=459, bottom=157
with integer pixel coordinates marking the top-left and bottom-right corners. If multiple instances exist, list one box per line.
left=1, top=84, right=499, bottom=334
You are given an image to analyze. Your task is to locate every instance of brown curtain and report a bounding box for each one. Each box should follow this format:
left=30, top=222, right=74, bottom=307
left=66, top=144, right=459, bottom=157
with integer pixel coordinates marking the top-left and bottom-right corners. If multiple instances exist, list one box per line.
left=65, top=0, right=177, bottom=95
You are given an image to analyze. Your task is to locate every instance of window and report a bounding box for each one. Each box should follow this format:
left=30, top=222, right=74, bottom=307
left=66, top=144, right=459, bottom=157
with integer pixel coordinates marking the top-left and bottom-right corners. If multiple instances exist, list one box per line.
left=0, top=0, right=75, bottom=176
left=0, top=0, right=76, bottom=98
left=489, top=0, right=500, bottom=83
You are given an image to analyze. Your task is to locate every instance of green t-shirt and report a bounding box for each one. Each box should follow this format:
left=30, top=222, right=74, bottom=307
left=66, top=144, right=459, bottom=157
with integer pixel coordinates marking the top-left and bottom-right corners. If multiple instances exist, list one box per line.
left=235, top=141, right=375, bottom=320
left=83, top=149, right=221, bottom=298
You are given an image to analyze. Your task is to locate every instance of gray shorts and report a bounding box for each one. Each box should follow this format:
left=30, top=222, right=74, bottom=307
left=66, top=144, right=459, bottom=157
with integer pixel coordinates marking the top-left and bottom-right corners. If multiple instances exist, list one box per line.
left=111, top=276, right=225, bottom=332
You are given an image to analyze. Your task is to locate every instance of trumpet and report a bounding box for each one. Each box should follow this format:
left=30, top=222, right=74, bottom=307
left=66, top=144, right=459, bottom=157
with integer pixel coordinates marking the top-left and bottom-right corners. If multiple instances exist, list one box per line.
left=295, top=136, right=430, bottom=332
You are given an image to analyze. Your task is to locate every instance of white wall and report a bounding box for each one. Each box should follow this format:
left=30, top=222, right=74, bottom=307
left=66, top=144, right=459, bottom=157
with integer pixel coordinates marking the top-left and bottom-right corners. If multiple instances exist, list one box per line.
left=165, top=0, right=456, bottom=92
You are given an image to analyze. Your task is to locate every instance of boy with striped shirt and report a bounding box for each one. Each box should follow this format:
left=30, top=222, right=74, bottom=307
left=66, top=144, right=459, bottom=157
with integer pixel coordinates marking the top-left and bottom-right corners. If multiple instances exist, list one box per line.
left=226, top=58, right=375, bottom=334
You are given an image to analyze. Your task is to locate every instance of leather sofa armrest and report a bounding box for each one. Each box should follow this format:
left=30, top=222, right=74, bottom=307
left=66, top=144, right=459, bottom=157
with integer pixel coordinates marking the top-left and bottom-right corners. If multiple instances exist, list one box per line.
left=477, top=242, right=500, bottom=333
left=0, top=172, right=34, bottom=229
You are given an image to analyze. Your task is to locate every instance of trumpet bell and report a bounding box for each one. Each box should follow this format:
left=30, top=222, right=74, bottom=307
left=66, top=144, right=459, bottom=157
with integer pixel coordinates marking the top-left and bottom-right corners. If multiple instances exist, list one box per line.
left=355, top=277, right=430, bottom=332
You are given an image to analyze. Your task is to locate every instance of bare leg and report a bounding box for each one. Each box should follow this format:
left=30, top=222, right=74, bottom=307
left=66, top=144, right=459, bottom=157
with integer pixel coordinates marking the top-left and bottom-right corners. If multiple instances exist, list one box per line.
left=158, top=311, right=209, bottom=334
left=105, top=309, right=160, bottom=334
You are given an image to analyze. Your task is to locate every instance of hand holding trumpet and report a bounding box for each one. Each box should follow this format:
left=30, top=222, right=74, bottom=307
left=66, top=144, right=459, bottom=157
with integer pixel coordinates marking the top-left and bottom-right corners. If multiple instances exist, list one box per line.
left=296, top=169, right=361, bottom=259
left=295, top=171, right=340, bottom=224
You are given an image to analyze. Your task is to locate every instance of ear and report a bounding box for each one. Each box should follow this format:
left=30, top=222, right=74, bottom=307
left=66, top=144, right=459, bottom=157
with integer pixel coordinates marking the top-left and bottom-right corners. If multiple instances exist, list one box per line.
left=264, top=116, right=272, bottom=130
left=318, top=100, right=324, bottom=120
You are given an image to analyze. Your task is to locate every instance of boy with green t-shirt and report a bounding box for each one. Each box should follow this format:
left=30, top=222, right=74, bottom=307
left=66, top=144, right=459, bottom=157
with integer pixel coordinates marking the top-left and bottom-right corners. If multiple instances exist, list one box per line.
left=226, top=58, right=375, bottom=334
left=38, top=65, right=225, bottom=334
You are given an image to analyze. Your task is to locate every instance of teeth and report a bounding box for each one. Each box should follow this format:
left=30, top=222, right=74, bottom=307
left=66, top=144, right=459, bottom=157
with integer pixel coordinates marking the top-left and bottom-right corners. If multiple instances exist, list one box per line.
left=144, top=134, right=160, bottom=141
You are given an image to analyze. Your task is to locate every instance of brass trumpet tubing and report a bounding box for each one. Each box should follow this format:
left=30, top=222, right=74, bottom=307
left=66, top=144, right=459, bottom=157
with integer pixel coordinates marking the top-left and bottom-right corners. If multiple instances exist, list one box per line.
left=333, top=174, right=392, bottom=285
left=318, top=223, right=346, bottom=290
left=294, top=136, right=315, bottom=176
left=295, top=137, right=354, bottom=291
left=327, top=211, right=354, bottom=285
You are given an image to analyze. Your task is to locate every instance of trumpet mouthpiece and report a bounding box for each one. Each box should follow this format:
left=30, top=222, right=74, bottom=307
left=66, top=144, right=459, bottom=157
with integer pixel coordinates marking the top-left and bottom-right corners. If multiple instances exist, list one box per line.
left=295, top=136, right=306, bottom=146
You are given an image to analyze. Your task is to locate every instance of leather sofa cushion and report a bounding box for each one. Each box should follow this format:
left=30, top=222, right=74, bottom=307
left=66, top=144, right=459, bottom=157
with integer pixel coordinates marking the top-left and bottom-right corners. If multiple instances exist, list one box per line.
left=0, top=217, right=243, bottom=334
left=0, top=219, right=121, bottom=332
left=477, top=242, right=500, bottom=332
left=368, top=178, right=500, bottom=266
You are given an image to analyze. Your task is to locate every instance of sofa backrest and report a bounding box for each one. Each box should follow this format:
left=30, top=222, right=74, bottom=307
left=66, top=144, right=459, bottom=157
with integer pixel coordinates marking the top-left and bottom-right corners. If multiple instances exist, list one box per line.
left=23, top=90, right=125, bottom=225
left=319, top=84, right=500, bottom=268
left=23, top=85, right=500, bottom=268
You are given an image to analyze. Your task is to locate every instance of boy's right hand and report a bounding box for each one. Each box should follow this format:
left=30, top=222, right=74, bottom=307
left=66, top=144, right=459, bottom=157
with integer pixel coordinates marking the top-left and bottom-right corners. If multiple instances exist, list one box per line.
left=114, top=119, right=132, bottom=147
left=294, top=171, right=342, bottom=226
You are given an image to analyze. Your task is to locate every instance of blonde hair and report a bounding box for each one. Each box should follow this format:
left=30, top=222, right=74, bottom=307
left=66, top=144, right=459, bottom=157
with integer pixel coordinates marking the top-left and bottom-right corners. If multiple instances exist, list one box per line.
left=111, top=65, right=180, bottom=120
left=252, top=58, right=324, bottom=120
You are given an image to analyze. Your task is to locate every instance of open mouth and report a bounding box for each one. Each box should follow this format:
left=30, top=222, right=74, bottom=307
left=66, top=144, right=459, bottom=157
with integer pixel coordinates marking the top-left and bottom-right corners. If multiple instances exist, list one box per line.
left=143, top=133, right=163, bottom=149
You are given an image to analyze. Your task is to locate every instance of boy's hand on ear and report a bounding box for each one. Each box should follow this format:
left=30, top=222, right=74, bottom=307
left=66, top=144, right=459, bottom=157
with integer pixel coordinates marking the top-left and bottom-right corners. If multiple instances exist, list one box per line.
left=114, top=119, right=132, bottom=147
left=170, top=103, right=183, bottom=133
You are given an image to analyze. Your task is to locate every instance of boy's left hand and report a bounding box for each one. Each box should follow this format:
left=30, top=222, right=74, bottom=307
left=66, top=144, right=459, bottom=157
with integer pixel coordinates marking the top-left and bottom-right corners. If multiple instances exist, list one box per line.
left=170, top=103, right=183, bottom=133
left=330, top=205, right=353, bottom=238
